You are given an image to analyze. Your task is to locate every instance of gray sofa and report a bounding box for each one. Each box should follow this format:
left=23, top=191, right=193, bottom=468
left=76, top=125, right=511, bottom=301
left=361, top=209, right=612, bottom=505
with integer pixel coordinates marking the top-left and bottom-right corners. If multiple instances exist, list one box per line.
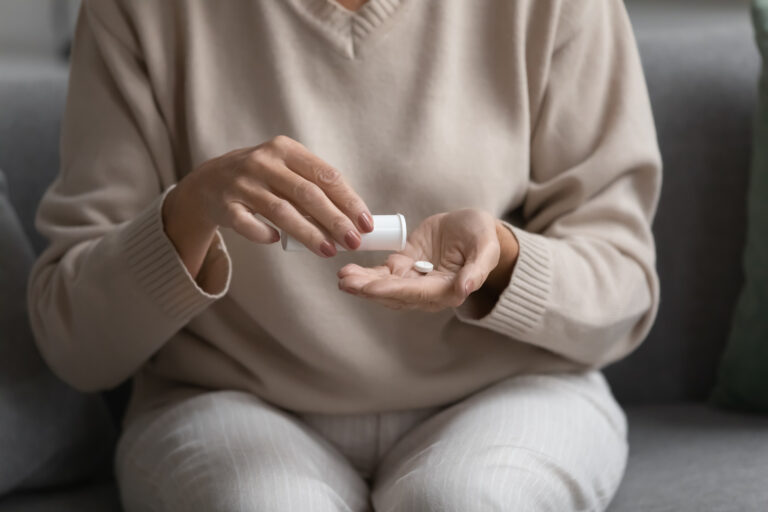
left=1, top=1, right=766, bottom=510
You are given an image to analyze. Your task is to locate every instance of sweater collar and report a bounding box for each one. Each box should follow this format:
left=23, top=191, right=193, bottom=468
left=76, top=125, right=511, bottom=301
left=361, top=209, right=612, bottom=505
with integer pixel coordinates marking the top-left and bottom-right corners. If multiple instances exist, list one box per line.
left=287, top=0, right=406, bottom=58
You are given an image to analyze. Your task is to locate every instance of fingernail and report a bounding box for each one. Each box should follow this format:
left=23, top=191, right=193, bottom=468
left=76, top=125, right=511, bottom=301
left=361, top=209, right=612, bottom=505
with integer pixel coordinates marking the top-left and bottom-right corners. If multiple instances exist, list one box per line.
left=320, top=240, right=337, bottom=257
left=358, top=212, right=374, bottom=233
left=464, top=280, right=473, bottom=296
left=345, top=230, right=361, bottom=250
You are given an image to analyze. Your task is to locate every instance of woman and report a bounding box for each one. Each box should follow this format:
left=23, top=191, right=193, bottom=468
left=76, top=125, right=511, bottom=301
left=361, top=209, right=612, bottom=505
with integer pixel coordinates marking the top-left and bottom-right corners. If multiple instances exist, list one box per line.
left=28, top=0, right=661, bottom=510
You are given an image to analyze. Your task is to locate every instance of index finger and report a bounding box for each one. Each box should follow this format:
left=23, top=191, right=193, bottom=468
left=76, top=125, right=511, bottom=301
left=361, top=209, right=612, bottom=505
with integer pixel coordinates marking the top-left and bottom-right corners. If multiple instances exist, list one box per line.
left=283, top=142, right=374, bottom=233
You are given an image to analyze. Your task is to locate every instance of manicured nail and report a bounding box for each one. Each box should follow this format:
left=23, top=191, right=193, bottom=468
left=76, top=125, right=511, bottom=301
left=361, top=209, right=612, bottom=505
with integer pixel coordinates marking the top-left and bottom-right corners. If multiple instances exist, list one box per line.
left=320, top=240, right=337, bottom=257
left=358, top=212, right=374, bottom=233
left=345, top=230, right=361, bottom=250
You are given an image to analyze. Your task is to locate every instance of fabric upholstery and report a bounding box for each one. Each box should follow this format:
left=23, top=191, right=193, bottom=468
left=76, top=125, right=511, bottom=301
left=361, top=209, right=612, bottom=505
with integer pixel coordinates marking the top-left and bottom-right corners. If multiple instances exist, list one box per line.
left=712, top=0, right=768, bottom=413
left=609, top=404, right=768, bottom=512
left=604, top=0, right=760, bottom=403
left=0, top=168, right=115, bottom=495
left=0, top=60, right=69, bottom=254
left=0, top=483, right=120, bottom=512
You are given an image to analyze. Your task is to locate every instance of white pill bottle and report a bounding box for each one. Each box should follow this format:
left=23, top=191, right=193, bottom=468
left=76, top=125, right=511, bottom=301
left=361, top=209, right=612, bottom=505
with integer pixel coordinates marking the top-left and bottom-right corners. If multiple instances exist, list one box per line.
left=281, top=214, right=407, bottom=252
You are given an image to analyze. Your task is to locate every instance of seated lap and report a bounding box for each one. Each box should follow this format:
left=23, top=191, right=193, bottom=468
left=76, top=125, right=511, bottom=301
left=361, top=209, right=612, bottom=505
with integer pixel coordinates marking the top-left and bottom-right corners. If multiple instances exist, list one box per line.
left=116, top=372, right=626, bottom=512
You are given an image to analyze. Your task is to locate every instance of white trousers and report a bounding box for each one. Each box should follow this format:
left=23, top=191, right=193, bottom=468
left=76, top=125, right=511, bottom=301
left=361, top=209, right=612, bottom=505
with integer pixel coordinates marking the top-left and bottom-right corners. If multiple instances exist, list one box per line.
left=116, top=371, right=628, bottom=512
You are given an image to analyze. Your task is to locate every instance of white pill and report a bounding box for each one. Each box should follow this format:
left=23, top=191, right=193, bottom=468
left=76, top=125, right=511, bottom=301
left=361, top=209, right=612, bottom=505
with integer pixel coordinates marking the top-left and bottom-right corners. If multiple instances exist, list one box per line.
left=413, top=260, right=434, bottom=273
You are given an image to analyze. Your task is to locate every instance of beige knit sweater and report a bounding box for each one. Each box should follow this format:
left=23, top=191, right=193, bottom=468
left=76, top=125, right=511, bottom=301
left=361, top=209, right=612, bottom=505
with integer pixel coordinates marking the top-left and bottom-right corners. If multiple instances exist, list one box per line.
left=28, top=0, right=661, bottom=423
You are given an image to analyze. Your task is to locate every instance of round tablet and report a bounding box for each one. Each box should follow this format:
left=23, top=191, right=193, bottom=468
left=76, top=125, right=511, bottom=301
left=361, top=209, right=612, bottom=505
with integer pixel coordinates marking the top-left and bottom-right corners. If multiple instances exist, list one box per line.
left=413, top=260, right=434, bottom=273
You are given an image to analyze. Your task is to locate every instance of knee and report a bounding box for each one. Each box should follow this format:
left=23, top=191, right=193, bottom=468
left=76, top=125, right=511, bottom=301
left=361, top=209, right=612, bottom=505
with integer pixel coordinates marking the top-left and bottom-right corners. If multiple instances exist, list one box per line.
left=121, top=467, right=351, bottom=512
left=375, top=462, right=503, bottom=512
left=216, top=471, right=351, bottom=512
left=374, top=455, right=609, bottom=512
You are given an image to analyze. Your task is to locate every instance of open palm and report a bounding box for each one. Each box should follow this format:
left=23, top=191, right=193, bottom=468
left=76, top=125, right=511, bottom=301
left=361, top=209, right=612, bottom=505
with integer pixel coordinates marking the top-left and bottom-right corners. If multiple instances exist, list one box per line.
left=337, top=209, right=500, bottom=312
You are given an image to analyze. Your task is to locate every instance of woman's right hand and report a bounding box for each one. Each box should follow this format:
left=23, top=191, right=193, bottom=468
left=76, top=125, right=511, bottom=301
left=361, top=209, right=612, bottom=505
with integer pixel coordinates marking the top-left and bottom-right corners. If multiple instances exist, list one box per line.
left=162, top=135, right=374, bottom=277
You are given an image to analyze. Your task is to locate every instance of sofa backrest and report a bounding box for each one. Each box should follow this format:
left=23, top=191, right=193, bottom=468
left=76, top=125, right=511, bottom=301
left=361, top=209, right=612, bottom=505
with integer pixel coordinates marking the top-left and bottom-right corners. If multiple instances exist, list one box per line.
left=0, top=61, right=68, bottom=254
left=0, top=0, right=759, bottom=405
left=604, top=0, right=759, bottom=403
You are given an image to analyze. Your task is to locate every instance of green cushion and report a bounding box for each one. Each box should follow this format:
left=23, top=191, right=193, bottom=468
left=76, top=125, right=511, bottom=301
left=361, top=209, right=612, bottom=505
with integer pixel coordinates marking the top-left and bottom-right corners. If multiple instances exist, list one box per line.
left=712, top=0, right=768, bottom=412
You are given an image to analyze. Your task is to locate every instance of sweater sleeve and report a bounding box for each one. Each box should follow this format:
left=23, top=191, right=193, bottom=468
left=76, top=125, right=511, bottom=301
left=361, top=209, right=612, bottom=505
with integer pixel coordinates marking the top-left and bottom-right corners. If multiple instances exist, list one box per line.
left=455, top=0, right=662, bottom=368
left=26, top=1, right=232, bottom=392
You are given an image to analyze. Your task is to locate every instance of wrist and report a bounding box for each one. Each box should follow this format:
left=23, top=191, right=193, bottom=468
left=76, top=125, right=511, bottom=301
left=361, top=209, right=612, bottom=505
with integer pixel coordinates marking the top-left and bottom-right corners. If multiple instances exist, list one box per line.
left=482, top=220, right=519, bottom=297
left=163, top=179, right=215, bottom=233
left=162, top=179, right=218, bottom=278
left=496, top=220, right=519, bottom=268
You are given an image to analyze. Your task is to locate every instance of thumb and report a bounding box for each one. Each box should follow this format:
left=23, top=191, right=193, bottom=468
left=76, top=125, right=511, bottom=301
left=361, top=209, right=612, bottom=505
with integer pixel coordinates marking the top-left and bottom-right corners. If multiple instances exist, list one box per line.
left=455, top=240, right=500, bottom=298
left=455, top=262, right=485, bottom=299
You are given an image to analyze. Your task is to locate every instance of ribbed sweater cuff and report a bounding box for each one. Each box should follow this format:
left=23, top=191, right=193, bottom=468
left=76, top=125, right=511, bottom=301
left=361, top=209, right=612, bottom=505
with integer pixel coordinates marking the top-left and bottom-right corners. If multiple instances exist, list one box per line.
left=118, top=186, right=231, bottom=321
left=454, top=223, right=552, bottom=339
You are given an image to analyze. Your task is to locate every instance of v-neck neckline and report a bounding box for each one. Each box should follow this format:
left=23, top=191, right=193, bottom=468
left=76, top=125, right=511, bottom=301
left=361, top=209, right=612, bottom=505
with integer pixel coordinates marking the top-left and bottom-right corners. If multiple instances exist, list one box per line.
left=287, top=0, right=407, bottom=59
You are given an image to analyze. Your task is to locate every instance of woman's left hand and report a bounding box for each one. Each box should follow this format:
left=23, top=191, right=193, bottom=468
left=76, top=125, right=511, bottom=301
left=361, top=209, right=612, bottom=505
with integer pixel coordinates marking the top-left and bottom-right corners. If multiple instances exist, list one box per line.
left=337, top=209, right=519, bottom=312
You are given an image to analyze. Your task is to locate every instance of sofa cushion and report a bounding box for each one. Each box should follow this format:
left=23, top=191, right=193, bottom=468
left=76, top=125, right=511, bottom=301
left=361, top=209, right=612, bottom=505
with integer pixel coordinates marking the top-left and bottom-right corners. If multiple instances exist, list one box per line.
left=604, top=0, right=760, bottom=404
left=608, top=404, right=768, bottom=511
left=712, top=0, right=768, bottom=413
left=0, top=483, right=120, bottom=512
left=0, top=169, right=116, bottom=496
left=0, top=60, right=69, bottom=254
